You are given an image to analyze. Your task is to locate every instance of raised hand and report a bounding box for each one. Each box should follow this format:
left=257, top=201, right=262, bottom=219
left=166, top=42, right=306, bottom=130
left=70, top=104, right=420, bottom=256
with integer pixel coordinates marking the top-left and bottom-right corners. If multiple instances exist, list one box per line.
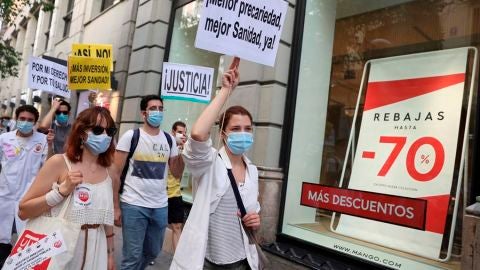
left=51, top=98, right=61, bottom=110
left=222, top=57, right=240, bottom=90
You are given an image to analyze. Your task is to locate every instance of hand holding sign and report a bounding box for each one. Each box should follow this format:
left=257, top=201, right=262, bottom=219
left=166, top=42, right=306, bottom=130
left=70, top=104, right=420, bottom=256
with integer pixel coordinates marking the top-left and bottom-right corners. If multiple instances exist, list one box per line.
left=222, top=57, right=240, bottom=91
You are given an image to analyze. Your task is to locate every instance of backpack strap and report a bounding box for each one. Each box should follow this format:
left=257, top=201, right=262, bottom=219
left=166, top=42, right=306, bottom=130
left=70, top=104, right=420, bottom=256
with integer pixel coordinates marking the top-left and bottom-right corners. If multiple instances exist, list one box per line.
left=119, top=128, right=140, bottom=194
left=163, top=131, right=173, bottom=151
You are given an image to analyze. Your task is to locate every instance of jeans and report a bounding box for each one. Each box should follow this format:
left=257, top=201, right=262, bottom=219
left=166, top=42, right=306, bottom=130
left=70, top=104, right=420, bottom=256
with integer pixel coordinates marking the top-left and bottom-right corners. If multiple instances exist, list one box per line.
left=120, top=202, right=168, bottom=270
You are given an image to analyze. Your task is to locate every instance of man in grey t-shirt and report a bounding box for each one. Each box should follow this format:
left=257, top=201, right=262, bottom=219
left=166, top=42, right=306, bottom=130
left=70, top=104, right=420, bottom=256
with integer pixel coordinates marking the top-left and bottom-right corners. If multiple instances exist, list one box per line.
left=39, top=99, right=71, bottom=154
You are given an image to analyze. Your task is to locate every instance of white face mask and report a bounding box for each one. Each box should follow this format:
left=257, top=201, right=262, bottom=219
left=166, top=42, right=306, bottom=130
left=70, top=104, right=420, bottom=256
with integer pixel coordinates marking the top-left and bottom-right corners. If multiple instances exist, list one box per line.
left=175, top=132, right=185, bottom=144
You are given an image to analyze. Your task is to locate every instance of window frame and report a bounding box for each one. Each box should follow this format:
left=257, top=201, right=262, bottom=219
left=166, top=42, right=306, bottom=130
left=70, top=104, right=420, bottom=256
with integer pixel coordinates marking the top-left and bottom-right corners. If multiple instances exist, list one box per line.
left=62, top=0, right=74, bottom=38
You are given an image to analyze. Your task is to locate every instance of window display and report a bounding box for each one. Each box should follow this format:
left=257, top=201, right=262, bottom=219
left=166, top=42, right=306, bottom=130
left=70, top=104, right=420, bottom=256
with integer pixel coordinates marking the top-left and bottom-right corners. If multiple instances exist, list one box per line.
left=281, top=1, right=479, bottom=269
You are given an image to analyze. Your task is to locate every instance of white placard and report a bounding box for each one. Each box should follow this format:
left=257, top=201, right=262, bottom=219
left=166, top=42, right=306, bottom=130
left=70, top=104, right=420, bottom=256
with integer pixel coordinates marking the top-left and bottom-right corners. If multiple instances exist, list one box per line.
left=195, top=0, right=288, bottom=67
left=3, top=230, right=67, bottom=270
left=335, top=48, right=469, bottom=259
left=28, top=57, right=70, bottom=98
left=161, top=62, right=214, bottom=104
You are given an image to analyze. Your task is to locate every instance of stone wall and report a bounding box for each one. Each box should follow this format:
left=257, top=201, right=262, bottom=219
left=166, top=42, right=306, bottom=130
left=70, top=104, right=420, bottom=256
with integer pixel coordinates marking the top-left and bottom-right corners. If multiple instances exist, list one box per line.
left=462, top=214, right=480, bottom=269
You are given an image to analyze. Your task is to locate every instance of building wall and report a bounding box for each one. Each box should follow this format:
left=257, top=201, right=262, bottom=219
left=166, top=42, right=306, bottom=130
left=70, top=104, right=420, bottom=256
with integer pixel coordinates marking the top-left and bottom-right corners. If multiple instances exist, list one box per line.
left=0, top=0, right=137, bottom=122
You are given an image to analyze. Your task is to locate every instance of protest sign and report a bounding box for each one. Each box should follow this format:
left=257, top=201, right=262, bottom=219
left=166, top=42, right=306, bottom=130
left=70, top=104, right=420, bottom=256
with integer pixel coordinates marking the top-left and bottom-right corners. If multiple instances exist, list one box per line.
left=161, top=62, right=214, bottom=103
left=28, top=57, right=70, bottom=98
left=3, top=230, right=67, bottom=270
left=195, top=0, right=288, bottom=66
left=68, top=56, right=111, bottom=90
left=72, top=43, right=113, bottom=70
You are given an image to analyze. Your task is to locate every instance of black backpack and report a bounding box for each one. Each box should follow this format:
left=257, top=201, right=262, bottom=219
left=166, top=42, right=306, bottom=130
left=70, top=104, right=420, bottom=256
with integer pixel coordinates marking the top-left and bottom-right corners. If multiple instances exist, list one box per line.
left=119, top=128, right=173, bottom=194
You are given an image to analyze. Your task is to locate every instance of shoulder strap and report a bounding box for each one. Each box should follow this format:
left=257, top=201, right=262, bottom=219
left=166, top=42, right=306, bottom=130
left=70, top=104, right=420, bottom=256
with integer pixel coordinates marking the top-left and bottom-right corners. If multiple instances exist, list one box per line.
left=163, top=131, right=173, bottom=150
left=227, top=168, right=247, bottom=218
left=119, top=128, right=140, bottom=194
left=62, top=154, right=72, bottom=171
left=218, top=153, right=247, bottom=217
left=58, top=154, right=74, bottom=218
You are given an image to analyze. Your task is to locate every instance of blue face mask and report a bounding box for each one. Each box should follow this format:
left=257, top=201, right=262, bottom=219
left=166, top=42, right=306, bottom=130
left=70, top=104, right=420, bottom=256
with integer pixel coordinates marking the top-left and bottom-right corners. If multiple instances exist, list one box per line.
left=17, top=121, right=34, bottom=134
left=2, top=120, right=9, bottom=127
left=147, top=111, right=163, bottom=127
left=85, top=132, right=112, bottom=155
left=226, top=132, right=254, bottom=155
left=56, top=114, right=69, bottom=125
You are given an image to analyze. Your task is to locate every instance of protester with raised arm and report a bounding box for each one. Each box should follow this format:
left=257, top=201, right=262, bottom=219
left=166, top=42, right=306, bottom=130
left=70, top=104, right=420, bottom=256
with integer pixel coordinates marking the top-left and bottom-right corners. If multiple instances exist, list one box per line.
left=171, top=57, right=261, bottom=270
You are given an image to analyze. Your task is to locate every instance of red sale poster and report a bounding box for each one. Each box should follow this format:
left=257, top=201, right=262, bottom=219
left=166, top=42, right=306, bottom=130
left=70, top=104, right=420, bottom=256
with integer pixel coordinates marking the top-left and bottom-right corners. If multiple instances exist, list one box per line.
left=334, top=48, right=469, bottom=259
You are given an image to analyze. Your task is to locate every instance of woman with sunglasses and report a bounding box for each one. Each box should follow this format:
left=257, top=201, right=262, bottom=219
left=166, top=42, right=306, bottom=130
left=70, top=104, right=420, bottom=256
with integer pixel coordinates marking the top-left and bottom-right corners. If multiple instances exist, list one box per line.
left=19, top=107, right=118, bottom=270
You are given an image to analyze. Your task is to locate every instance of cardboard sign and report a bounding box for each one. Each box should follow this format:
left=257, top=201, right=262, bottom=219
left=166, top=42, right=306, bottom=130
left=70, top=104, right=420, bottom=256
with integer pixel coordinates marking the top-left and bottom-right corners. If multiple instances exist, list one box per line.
left=301, top=183, right=427, bottom=230
left=28, top=57, right=70, bottom=98
left=72, top=43, right=113, bottom=70
left=68, top=56, right=111, bottom=90
left=335, top=48, right=469, bottom=259
left=161, top=62, right=214, bottom=103
left=195, top=0, right=288, bottom=66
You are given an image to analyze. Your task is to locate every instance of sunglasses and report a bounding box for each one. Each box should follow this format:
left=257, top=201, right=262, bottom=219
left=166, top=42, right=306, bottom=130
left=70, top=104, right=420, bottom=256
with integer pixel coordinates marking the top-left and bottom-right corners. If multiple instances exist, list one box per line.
left=91, top=126, right=117, bottom=137
left=55, top=110, right=69, bottom=115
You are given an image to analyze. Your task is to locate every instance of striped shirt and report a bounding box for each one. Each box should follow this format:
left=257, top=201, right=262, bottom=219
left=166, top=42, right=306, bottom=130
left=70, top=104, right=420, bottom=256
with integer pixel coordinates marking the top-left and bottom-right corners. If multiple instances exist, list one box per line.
left=205, top=184, right=246, bottom=264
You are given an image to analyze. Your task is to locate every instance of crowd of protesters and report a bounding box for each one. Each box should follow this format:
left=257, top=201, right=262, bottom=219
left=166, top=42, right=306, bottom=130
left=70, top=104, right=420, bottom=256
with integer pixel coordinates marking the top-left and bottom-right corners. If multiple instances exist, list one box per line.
left=0, top=57, right=262, bottom=270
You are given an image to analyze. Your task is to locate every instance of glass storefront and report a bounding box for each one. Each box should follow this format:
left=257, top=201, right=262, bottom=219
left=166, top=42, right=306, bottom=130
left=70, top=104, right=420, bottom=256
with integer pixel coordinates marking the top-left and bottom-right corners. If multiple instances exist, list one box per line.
left=281, top=0, right=479, bottom=269
left=164, top=0, right=221, bottom=202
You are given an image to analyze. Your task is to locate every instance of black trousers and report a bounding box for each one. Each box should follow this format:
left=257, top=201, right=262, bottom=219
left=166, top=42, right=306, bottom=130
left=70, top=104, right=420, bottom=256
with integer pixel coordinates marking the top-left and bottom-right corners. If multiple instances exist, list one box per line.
left=0, top=243, right=12, bottom=268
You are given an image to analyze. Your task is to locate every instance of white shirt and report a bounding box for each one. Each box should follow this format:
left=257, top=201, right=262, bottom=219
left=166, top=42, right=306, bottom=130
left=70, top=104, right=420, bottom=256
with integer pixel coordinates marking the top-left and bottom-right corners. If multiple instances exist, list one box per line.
left=116, top=128, right=178, bottom=208
left=0, top=130, right=47, bottom=244
left=170, top=138, right=260, bottom=270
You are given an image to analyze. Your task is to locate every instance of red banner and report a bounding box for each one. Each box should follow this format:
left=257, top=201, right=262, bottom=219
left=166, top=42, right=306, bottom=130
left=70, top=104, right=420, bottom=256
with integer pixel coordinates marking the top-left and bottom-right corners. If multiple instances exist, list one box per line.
left=301, top=183, right=427, bottom=230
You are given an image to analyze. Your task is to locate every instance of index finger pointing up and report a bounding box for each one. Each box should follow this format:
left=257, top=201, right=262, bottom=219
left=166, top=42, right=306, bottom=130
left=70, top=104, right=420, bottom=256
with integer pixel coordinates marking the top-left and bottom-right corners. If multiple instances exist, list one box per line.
left=229, top=56, right=240, bottom=70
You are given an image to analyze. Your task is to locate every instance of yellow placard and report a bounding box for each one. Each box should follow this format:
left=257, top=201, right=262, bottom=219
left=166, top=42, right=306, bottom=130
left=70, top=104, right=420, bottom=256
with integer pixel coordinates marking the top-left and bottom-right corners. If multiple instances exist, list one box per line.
left=72, top=43, right=113, bottom=70
left=68, top=56, right=111, bottom=90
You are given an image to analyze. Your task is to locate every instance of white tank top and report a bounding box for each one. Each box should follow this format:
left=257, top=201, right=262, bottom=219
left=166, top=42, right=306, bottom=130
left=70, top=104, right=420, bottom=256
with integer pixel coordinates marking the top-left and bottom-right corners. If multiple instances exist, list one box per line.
left=49, top=175, right=114, bottom=226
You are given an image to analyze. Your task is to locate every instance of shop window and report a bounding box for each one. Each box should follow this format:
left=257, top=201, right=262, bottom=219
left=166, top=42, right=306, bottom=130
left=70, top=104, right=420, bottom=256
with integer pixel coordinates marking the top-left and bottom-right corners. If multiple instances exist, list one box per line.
left=165, top=0, right=222, bottom=202
left=63, top=0, right=74, bottom=38
left=281, top=0, right=479, bottom=269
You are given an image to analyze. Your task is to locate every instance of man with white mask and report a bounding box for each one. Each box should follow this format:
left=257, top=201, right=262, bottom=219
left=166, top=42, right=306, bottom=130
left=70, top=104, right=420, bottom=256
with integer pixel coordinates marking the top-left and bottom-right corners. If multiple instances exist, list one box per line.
left=0, top=105, right=47, bottom=267
left=113, top=95, right=184, bottom=270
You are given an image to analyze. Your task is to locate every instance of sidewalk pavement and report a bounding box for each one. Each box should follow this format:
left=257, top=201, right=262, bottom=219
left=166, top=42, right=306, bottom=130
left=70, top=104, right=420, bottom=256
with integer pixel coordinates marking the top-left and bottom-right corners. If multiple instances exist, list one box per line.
left=114, top=227, right=174, bottom=270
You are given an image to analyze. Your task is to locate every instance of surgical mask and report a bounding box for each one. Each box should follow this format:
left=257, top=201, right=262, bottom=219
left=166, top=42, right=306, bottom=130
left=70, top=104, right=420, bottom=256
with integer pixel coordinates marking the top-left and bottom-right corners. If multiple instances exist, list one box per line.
left=85, top=132, right=112, bottom=155
left=17, top=121, right=34, bottom=134
left=175, top=133, right=185, bottom=144
left=2, top=120, right=9, bottom=127
left=147, top=111, right=163, bottom=127
left=225, top=132, right=254, bottom=155
left=56, top=114, right=69, bottom=125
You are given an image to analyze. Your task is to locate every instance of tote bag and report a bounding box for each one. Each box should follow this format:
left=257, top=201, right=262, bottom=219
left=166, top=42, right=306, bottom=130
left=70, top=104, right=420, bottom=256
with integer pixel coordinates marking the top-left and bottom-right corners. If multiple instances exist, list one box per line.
left=3, top=155, right=81, bottom=270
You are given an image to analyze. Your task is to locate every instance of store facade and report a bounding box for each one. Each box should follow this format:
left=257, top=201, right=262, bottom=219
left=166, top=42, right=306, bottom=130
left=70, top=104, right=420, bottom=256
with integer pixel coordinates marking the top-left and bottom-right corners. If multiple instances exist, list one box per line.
left=162, top=0, right=480, bottom=269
